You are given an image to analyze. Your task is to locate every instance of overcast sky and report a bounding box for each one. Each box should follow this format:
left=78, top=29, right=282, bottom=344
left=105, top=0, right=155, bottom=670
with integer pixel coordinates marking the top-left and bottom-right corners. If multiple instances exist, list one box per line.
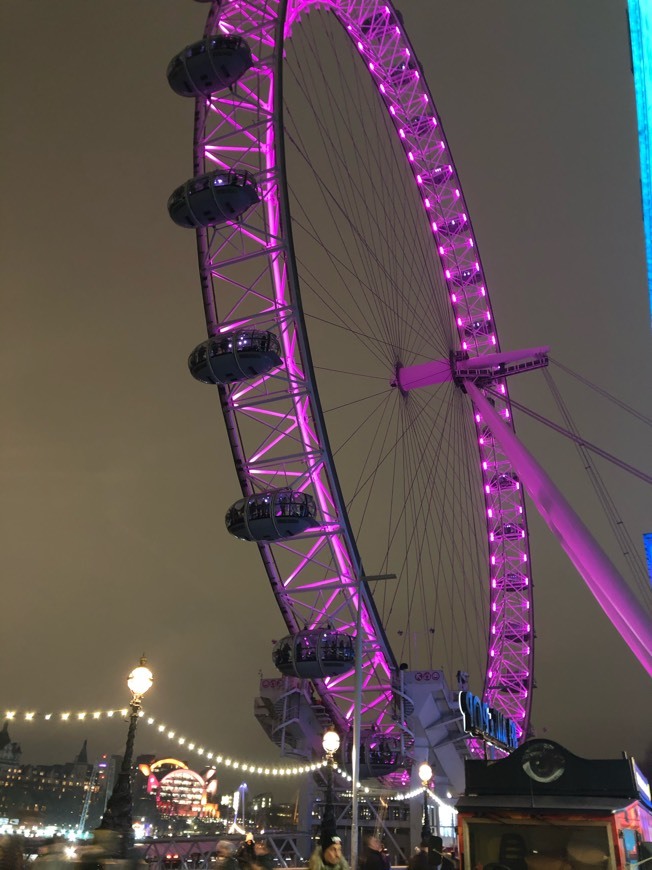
left=1, top=0, right=651, bottom=801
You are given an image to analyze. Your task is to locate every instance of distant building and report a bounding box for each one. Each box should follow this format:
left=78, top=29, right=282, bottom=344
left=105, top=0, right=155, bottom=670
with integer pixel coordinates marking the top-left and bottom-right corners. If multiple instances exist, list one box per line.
left=0, top=723, right=106, bottom=830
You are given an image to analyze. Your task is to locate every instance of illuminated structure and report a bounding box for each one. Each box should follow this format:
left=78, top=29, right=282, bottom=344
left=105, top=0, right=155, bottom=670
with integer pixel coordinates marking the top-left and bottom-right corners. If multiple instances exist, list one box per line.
left=158, top=769, right=205, bottom=818
left=645, top=533, right=652, bottom=585
left=628, top=0, right=652, bottom=324
left=138, top=758, right=221, bottom=821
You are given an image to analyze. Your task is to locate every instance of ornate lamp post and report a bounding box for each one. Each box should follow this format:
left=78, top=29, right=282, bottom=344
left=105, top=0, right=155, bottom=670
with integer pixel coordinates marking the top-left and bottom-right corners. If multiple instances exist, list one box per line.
left=322, top=728, right=340, bottom=845
left=418, top=761, right=433, bottom=842
left=98, top=657, right=153, bottom=855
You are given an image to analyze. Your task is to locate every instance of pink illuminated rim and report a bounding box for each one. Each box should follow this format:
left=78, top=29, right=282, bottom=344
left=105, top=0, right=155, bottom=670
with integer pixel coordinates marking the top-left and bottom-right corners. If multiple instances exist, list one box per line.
left=190, top=0, right=534, bottom=761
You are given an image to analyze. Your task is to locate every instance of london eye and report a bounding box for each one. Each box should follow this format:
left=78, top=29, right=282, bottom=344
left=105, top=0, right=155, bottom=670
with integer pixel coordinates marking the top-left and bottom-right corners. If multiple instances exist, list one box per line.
left=166, top=0, right=537, bottom=776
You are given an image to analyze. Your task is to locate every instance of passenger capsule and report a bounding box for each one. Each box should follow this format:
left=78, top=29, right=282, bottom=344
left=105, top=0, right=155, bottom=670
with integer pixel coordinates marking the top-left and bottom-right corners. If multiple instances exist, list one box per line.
left=226, top=489, right=318, bottom=542
left=167, top=35, right=253, bottom=97
left=188, top=330, right=282, bottom=385
left=168, top=170, right=259, bottom=229
left=272, top=629, right=355, bottom=679
left=345, top=734, right=404, bottom=779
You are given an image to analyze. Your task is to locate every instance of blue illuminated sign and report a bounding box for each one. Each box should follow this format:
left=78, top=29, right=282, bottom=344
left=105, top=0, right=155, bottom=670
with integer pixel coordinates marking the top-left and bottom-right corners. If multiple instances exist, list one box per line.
left=628, top=0, right=652, bottom=326
left=644, top=532, right=652, bottom=586
left=458, top=690, right=518, bottom=750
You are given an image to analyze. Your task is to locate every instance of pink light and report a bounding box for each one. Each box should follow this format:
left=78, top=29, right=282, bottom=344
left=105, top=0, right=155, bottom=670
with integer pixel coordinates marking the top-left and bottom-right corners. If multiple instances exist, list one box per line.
left=475, top=414, right=481, bottom=423
left=487, top=508, right=493, bottom=517
left=379, top=84, right=386, bottom=93
left=390, top=105, right=396, bottom=115
left=451, top=292, right=457, bottom=302
left=369, top=62, right=375, bottom=71
left=455, top=188, right=460, bottom=198
left=482, top=461, right=488, bottom=470
left=491, top=579, right=496, bottom=588
left=492, top=603, right=496, bottom=611
left=439, top=245, right=445, bottom=255
left=491, top=556, right=496, bottom=565
left=456, top=316, right=462, bottom=326
left=468, top=238, right=474, bottom=247
left=424, top=198, right=431, bottom=208
left=491, top=335, right=497, bottom=345
left=408, top=152, right=414, bottom=162
left=485, top=486, right=490, bottom=495
left=417, top=174, right=424, bottom=184
left=399, top=129, right=405, bottom=138
left=481, top=287, right=486, bottom=296
left=446, top=269, right=452, bottom=278
left=490, top=649, right=495, bottom=657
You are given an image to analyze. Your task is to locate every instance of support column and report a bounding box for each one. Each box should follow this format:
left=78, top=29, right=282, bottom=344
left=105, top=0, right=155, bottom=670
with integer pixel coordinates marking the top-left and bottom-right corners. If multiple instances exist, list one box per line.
left=466, top=381, right=652, bottom=676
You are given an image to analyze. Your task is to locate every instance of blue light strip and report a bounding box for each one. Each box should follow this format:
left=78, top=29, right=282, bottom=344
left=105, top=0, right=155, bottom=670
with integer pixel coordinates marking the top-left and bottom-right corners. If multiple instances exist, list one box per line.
left=628, top=0, right=652, bottom=326
left=644, top=532, right=652, bottom=586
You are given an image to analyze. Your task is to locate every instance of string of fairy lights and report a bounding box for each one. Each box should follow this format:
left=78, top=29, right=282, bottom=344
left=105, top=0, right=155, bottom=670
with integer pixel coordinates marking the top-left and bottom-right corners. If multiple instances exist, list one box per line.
left=1, top=708, right=454, bottom=807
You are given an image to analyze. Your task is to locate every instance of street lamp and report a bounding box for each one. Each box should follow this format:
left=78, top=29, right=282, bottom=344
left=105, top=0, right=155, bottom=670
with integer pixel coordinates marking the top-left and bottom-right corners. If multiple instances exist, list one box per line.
left=322, top=728, right=340, bottom=847
left=418, top=761, right=432, bottom=842
left=98, top=656, right=153, bottom=855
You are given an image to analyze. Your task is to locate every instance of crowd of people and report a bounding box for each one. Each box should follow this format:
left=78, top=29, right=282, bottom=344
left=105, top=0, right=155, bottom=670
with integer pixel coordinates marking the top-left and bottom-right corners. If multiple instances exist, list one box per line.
left=0, top=827, right=457, bottom=870
left=306, top=828, right=458, bottom=870
left=216, top=834, right=276, bottom=870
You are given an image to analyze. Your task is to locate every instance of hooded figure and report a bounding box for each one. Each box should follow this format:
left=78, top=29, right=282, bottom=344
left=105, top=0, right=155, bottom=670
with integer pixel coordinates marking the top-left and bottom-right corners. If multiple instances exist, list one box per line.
left=308, top=806, right=350, bottom=870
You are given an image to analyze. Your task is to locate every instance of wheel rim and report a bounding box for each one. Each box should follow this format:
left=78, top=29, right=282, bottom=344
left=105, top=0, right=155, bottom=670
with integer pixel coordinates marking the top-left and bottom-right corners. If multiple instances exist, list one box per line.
left=186, top=0, right=534, bottom=761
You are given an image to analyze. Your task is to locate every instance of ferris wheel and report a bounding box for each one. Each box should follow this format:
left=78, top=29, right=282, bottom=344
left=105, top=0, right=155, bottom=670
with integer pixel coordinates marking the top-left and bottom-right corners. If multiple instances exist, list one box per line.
left=166, top=0, right=537, bottom=770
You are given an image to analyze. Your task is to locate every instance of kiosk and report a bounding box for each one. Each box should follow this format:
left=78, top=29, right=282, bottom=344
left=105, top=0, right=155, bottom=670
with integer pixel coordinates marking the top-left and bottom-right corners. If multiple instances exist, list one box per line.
left=456, top=739, right=652, bottom=869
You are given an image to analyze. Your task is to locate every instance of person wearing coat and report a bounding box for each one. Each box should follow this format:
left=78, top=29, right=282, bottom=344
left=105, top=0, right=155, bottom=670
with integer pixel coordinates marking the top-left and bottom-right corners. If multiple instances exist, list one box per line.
left=308, top=824, right=350, bottom=870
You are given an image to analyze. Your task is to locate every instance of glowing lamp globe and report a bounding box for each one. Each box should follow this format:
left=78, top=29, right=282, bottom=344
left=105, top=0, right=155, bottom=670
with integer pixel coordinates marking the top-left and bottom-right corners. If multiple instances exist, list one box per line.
left=322, top=728, right=340, bottom=756
left=418, top=762, right=432, bottom=785
left=128, top=659, right=154, bottom=697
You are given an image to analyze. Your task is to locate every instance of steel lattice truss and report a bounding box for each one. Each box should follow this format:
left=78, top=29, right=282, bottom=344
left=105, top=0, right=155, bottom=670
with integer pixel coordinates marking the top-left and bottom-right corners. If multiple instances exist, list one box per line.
left=184, top=0, right=535, bottom=759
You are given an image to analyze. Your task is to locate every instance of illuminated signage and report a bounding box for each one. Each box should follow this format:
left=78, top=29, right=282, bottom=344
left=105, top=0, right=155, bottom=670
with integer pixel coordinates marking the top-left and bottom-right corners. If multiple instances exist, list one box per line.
left=459, top=690, right=518, bottom=750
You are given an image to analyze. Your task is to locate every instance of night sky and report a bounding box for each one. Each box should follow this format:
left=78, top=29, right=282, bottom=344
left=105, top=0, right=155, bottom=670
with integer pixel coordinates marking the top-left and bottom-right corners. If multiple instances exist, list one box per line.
left=1, top=0, right=651, bottom=800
